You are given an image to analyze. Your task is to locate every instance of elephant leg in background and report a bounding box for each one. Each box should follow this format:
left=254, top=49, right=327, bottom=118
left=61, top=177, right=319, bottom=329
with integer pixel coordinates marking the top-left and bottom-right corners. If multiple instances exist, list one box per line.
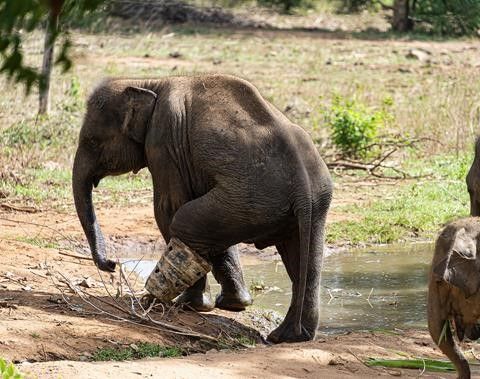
left=427, top=282, right=471, bottom=379
left=268, top=212, right=327, bottom=343
left=210, top=245, right=252, bottom=311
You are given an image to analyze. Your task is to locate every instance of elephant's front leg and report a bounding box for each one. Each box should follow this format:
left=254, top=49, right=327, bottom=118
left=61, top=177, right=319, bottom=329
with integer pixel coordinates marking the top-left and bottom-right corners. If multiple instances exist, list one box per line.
left=152, top=188, right=215, bottom=311
left=211, top=245, right=252, bottom=311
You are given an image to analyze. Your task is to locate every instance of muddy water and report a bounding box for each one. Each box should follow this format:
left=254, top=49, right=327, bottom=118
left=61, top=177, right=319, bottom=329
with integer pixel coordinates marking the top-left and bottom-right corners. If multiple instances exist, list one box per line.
left=122, top=243, right=433, bottom=332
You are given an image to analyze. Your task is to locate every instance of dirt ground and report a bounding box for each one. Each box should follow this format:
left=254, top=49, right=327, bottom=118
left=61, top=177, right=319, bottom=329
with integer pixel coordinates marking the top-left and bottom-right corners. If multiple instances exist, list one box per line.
left=2, top=4, right=480, bottom=377
left=0, top=205, right=471, bottom=378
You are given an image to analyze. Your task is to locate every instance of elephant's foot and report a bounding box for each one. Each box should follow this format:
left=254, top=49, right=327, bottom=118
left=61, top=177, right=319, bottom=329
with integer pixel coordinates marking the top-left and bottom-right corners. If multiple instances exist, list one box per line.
left=267, top=318, right=315, bottom=343
left=215, top=289, right=253, bottom=311
left=175, top=289, right=215, bottom=312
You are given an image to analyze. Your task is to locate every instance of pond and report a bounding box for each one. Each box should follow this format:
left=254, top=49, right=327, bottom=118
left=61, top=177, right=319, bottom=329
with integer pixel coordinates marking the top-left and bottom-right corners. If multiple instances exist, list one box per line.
left=122, top=243, right=433, bottom=333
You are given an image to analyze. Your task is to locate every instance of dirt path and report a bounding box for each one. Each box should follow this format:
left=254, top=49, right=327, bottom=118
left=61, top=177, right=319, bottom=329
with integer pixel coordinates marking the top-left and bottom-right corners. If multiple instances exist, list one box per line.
left=19, top=333, right=458, bottom=379
left=0, top=206, right=470, bottom=378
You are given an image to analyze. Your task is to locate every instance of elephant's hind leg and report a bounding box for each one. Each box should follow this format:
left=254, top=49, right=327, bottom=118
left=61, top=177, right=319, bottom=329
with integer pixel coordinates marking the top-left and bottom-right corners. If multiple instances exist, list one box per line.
left=268, top=214, right=326, bottom=343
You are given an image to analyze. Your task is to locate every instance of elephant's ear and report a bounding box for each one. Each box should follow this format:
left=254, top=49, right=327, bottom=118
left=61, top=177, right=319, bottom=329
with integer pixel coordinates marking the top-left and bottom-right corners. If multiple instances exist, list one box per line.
left=122, top=86, right=157, bottom=143
left=434, top=227, right=480, bottom=298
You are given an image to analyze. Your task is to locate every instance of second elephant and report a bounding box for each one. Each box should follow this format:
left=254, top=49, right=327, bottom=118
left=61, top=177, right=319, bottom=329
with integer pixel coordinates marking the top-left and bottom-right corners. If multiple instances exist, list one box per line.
left=428, top=218, right=480, bottom=379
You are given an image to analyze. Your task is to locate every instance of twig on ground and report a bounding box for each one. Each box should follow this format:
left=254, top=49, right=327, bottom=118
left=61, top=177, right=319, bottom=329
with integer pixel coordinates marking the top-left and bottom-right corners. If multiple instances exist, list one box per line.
left=0, top=203, right=40, bottom=213
left=366, top=288, right=374, bottom=309
left=0, top=216, right=86, bottom=251
left=52, top=268, right=220, bottom=342
left=325, top=137, right=434, bottom=180
left=58, top=251, right=92, bottom=261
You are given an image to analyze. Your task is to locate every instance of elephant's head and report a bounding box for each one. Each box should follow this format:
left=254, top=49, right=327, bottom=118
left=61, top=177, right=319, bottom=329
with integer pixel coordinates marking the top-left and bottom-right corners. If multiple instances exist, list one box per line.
left=72, top=80, right=157, bottom=272
left=433, top=223, right=480, bottom=298
left=467, top=137, right=480, bottom=216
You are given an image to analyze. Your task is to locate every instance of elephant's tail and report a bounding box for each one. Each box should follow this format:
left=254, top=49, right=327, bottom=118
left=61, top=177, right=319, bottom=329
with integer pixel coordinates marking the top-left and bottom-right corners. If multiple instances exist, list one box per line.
left=292, top=171, right=312, bottom=337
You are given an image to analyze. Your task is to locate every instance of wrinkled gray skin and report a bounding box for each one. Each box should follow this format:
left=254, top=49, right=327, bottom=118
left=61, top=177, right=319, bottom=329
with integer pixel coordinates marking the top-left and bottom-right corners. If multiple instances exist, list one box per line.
left=466, top=137, right=480, bottom=217
left=72, top=74, right=333, bottom=343
left=427, top=218, right=480, bottom=379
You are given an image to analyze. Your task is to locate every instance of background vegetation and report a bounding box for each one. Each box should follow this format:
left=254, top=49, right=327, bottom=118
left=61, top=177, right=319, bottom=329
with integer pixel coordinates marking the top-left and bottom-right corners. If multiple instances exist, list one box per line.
left=0, top=0, right=479, bottom=246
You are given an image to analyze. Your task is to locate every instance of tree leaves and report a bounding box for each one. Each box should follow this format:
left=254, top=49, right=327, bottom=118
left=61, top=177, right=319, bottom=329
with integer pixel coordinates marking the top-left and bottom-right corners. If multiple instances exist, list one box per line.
left=0, top=0, right=105, bottom=94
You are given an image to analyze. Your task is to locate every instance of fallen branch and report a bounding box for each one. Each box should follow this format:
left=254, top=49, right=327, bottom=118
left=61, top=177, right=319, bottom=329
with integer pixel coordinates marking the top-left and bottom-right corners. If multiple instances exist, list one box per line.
left=325, top=136, right=434, bottom=180
left=58, top=251, right=92, bottom=261
left=52, top=269, right=221, bottom=343
left=0, top=203, right=40, bottom=213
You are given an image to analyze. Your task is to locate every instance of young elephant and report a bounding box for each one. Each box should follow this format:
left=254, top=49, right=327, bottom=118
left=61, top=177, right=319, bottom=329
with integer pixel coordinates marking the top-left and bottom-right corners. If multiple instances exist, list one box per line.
left=72, top=74, right=333, bottom=343
left=428, top=218, right=480, bottom=379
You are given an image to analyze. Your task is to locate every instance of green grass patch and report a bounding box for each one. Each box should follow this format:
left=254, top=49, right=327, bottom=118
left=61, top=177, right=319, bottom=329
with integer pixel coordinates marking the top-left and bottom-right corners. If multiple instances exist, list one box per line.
left=92, top=343, right=183, bottom=361
left=327, top=154, right=471, bottom=245
left=233, top=335, right=256, bottom=347
left=365, top=358, right=454, bottom=372
left=15, top=236, right=59, bottom=249
left=0, top=358, right=23, bottom=379
left=0, top=165, right=152, bottom=208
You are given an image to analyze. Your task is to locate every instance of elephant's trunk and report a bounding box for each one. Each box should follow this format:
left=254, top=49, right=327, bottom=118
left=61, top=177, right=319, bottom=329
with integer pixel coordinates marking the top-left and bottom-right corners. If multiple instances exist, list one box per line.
left=428, top=281, right=470, bottom=379
left=72, top=149, right=116, bottom=272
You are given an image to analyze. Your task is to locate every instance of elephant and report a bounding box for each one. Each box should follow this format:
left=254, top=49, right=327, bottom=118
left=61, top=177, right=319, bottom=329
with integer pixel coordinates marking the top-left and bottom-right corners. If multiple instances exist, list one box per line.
left=427, top=217, right=480, bottom=379
left=466, top=137, right=480, bottom=216
left=72, top=74, right=333, bottom=343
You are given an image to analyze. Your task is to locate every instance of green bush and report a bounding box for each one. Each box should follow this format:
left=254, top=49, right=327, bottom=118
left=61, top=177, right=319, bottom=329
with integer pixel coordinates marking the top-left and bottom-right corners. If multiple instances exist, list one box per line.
left=0, top=358, right=23, bottom=379
left=327, top=95, right=392, bottom=159
left=414, top=0, right=480, bottom=35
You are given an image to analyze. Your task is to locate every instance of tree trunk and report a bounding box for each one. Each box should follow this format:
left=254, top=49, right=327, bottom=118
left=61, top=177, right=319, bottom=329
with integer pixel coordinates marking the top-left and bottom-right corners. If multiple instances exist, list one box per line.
left=38, top=7, right=60, bottom=115
left=392, top=0, right=412, bottom=32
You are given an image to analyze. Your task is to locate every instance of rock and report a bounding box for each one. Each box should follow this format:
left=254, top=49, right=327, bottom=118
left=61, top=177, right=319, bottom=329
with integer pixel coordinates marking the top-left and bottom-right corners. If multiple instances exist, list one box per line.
left=406, top=48, right=431, bottom=62
left=284, top=97, right=312, bottom=117
left=328, top=356, right=345, bottom=366
left=169, top=51, right=182, bottom=59
left=76, top=277, right=96, bottom=288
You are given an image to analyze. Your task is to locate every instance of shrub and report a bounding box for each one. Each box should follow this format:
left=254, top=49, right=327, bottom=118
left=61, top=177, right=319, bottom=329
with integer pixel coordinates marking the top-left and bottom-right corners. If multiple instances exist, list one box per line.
left=327, top=95, right=392, bottom=159
left=414, top=0, right=480, bottom=36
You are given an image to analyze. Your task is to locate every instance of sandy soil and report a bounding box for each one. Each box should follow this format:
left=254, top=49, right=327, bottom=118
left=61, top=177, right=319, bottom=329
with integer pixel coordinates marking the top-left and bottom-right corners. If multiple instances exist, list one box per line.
left=0, top=206, right=471, bottom=378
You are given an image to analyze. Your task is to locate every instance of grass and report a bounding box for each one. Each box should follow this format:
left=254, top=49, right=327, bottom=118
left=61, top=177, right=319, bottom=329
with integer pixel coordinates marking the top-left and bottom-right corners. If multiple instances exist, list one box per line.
left=16, top=236, right=59, bottom=249
left=92, top=343, right=183, bottom=361
left=327, top=153, right=471, bottom=245
left=233, top=335, right=256, bottom=347
left=365, top=358, right=455, bottom=372
left=29, top=332, right=41, bottom=339
left=1, top=10, right=479, bottom=246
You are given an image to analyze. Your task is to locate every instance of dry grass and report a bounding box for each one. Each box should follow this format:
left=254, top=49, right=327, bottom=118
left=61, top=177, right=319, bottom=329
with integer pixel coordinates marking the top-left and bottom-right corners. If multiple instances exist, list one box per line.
left=2, top=16, right=479, bottom=152
left=1, top=10, right=479, bottom=242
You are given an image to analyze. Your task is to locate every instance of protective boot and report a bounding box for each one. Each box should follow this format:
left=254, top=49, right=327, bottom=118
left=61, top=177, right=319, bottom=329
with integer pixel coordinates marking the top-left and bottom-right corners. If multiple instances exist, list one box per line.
left=145, top=237, right=212, bottom=303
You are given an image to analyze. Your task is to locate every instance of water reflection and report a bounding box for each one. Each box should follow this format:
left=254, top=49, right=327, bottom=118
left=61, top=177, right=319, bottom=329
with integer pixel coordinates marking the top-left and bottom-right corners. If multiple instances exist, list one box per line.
left=122, top=243, right=433, bottom=332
